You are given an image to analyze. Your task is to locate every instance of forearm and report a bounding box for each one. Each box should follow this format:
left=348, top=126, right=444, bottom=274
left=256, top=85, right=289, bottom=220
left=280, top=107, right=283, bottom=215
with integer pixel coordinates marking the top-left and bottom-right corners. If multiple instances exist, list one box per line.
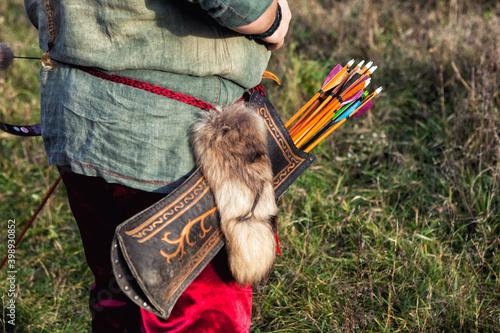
left=230, top=0, right=291, bottom=51
left=229, top=0, right=279, bottom=35
left=189, top=0, right=291, bottom=51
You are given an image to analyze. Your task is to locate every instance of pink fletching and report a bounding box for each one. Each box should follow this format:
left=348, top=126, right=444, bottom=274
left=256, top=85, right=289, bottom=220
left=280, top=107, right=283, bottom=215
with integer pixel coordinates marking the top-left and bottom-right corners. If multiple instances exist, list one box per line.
left=350, top=100, right=373, bottom=118
left=322, top=64, right=343, bottom=88
left=342, top=90, right=365, bottom=105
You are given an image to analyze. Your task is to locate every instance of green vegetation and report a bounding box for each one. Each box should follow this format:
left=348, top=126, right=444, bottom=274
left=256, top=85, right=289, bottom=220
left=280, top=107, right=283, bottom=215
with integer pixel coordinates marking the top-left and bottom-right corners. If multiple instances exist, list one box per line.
left=1, top=0, right=499, bottom=332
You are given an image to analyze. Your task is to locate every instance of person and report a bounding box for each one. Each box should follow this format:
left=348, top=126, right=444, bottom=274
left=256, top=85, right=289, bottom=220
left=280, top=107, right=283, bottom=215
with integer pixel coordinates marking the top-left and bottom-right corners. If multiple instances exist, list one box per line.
left=23, top=0, right=291, bottom=332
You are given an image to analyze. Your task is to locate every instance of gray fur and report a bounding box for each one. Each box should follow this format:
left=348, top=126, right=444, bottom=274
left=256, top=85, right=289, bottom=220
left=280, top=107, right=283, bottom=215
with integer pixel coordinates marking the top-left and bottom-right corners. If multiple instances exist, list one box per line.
left=191, top=102, right=277, bottom=286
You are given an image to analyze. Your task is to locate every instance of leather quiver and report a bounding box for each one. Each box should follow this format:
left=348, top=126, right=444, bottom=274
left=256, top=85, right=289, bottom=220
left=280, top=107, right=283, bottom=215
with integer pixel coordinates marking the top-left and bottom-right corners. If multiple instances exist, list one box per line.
left=111, top=92, right=316, bottom=318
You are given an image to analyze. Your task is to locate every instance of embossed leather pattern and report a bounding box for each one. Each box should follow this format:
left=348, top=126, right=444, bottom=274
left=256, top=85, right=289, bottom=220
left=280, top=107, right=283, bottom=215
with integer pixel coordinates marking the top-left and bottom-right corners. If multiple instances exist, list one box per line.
left=111, top=92, right=316, bottom=318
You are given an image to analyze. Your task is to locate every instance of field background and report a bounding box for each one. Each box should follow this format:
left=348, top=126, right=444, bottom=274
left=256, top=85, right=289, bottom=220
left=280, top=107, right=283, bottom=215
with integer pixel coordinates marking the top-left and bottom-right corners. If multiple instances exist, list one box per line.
left=1, top=0, right=499, bottom=332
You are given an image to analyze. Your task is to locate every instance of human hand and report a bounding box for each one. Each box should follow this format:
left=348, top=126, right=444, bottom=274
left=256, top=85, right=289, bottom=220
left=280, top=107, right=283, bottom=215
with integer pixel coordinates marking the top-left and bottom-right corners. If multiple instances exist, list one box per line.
left=262, top=0, right=291, bottom=51
left=229, top=0, right=292, bottom=51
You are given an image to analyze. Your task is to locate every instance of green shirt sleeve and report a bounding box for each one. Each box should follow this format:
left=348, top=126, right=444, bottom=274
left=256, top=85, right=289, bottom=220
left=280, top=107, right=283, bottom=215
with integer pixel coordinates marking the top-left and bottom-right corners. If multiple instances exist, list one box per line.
left=188, top=0, right=274, bottom=28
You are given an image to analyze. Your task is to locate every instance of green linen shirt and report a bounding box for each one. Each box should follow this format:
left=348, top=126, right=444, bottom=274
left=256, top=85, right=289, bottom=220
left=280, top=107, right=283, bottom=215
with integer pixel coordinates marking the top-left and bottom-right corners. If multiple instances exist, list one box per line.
left=25, top=0, right=273, bottom=193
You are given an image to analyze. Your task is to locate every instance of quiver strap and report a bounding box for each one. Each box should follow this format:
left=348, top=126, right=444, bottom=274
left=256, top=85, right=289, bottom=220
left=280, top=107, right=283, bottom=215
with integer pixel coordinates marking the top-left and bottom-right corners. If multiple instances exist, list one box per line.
left=111, top=92, right=315, bottom=318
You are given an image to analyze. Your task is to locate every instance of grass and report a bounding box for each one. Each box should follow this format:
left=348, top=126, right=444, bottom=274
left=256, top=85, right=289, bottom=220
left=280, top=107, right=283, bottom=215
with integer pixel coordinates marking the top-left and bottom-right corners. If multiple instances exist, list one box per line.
left=1, top=0, right=499, bottom=332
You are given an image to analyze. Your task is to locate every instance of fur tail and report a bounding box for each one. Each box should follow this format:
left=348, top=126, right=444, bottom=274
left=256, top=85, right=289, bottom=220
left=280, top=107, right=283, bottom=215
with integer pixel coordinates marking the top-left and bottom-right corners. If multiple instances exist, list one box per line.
left=191, top=102, right=277, bottom=286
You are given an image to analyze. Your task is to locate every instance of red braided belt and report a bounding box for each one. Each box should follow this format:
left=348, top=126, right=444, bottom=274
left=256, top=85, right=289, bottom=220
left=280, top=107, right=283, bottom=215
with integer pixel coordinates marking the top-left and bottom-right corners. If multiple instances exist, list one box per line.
left=78, top=67, right=216, bottom=111
left=0, top=67, right=265, bottom=137
left=78, top=66, right=265, bottom=111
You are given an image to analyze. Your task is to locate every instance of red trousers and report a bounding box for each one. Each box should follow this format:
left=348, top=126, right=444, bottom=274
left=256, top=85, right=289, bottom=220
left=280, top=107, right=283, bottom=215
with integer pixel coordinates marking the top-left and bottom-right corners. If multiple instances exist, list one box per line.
left=58, top=167, right=252, bottom=332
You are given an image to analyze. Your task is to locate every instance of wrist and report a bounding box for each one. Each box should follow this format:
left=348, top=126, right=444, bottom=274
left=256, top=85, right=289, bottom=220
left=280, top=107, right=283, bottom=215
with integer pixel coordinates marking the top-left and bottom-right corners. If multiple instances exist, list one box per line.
left=248, top=4, right=282, bottom=40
